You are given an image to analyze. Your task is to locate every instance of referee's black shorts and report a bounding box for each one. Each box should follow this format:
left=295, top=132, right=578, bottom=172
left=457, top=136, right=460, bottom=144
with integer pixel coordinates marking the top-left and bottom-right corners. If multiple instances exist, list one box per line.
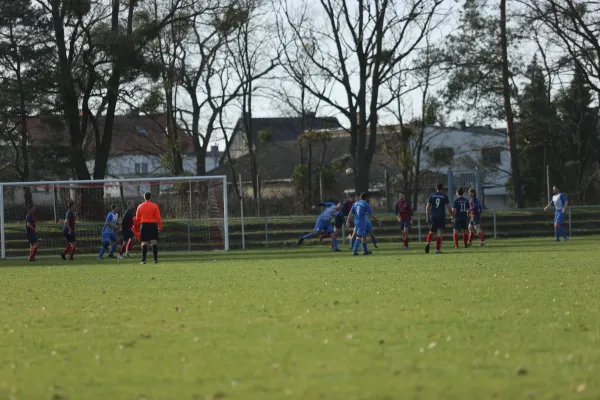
left=140, top=223, right=159, bottom=242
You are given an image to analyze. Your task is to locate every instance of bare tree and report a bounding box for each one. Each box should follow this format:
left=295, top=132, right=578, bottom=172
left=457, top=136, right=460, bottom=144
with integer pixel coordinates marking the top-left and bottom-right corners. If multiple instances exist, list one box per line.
left=278, top=0, right=444, bottom=193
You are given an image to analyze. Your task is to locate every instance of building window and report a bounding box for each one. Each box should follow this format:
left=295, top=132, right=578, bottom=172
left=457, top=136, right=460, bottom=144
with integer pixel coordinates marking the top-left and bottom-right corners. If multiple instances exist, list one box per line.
left=482, top=147, right=501, bottom=165
left=135, top=163, right=149, bottom=175
left=428, top=146, right=455, bottom=168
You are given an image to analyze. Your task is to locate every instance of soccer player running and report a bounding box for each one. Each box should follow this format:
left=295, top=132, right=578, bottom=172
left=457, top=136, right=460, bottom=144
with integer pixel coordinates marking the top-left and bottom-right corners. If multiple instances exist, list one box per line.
left=467, top=188, right=486, bottom=246
left=118, top=201, right=136, bottom=259
left=61, top=201, right=77, bottom=260
left=347, top=192, right=380, bottom=256
left=395, top=193, right=413, bottom=249
left=25, top=205, right=39, bottom=262
left=297, top=201, right=343, bottom=251
left=544, top=185, right=569, bottom=241
left=425, top=183, right=453, bottom=254
left=451, top=188, right=470, bottom=249
left=137, top=192, right=163, bottom=264
left=98, top=204, right=120, bottom=260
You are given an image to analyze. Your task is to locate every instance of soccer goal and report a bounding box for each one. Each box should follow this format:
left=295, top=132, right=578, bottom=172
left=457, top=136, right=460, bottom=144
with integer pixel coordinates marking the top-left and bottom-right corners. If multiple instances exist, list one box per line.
left=0, top=176, right=229, bottom=259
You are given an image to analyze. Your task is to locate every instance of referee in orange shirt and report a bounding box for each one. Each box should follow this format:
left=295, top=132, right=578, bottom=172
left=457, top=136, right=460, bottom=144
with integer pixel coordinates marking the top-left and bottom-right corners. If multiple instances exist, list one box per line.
left=136, top=192, right=163, bottom=264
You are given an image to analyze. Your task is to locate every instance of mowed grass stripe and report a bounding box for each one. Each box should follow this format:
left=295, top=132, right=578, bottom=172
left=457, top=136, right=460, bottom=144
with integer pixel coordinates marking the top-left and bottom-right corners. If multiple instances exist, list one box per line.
left=0, top=238, right=599, bottom=399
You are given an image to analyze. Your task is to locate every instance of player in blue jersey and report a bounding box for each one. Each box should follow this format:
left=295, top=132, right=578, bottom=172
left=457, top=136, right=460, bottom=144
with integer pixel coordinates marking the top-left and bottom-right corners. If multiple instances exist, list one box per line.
left=347, top=192, right=380, bottom=256
left=451, top=187, right=470, bottom=249
left=425, top=183, right=453, bottom=254
left=298, top=201, right=343, bottom=251
left=98, top=205, right=120, bottom=260
left=544, top=185, right=569, bottom=241
left=467, top=188, right=486, bottom=246
left=349, top=199, right=379, bottom=250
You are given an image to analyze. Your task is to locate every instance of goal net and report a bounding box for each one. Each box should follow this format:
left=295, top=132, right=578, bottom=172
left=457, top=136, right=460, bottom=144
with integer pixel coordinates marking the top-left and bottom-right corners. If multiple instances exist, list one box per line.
left=0, top=176, right=229, bottom=259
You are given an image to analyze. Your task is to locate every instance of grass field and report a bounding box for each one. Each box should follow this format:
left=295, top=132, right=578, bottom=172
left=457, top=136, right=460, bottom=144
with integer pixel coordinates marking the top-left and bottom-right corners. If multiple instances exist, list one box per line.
left=1, top=238, right=599, bottom=399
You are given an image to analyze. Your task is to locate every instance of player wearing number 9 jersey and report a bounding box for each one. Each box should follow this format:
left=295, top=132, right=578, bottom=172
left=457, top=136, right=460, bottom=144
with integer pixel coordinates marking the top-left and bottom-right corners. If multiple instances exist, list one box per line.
left=425, top=183, right=452, bottom=254
left=452, top=187, right=470, bottom=248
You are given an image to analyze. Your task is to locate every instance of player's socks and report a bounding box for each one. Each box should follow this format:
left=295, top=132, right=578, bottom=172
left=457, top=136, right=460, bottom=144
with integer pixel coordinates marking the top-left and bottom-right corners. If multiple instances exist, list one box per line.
left=350, top=237, right=356, bottom=249
left=478, top=232, right=485, bottom=242
left=426, top=232, right=434, bottom=243
left=99, top=247, right=106, bottom=259
left=435, top=237, right=442, bottom=251
left=353, top=239, right=361, bottom=254
left=141, top=244, right=148, bottom=262
left=404, top=238, right=409, bottom=248
left=63, top=243, right=72, bottom=256
left=126, top=240, right=134, bottom=252
left=109, top=243, right=117, bottom=256
left=555, top=229, right=560, bottom=241
left=29, top=247, right=37, bottom=260
left=371, top=235, right=378, bottom=248
left=331, top=237, right=338, bottom=250
left=362, top=242, right=368, bottom=253
left=468, top=231, right=475, bottom=244
left=453, top=233, right=459, bottom=247
left=70, top=246, right=75, bottom=260
left=302, top=233, right=313, bottom=240
left=119, top=243, right=127, bottom=255
left=152, top=245, right=158, bottom=262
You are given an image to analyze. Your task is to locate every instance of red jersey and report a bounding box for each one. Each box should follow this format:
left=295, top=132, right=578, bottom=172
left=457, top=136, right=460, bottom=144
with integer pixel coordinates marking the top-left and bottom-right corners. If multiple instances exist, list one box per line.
left=395, top=200, right=413, bottom=220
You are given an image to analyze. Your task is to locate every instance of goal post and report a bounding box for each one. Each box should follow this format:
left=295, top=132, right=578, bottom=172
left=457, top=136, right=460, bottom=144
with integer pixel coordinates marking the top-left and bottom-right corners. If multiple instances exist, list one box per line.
left=0, top=175, right=229, bottom=259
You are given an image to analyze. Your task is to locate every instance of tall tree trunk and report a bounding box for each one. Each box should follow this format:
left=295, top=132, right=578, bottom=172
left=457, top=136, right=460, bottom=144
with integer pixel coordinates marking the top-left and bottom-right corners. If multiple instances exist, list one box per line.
left=500, top=0, right=523, bottom=208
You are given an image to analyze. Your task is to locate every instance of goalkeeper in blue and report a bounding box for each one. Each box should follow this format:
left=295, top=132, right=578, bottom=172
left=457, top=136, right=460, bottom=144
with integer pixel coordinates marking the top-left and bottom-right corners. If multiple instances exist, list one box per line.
left=347, top=192, right=381, bottom=256
left=98, top=204, right=120, bottom=259
left=297, top=201, right=343, bottom=251
left=544, top=185, right=569, bottom=241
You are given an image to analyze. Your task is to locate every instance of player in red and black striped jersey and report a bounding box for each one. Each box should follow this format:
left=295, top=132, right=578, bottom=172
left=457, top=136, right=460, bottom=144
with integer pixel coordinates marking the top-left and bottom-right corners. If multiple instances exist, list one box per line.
left=395, top=193, right=413, bottom=249
left=61, top=201, right=77, bottom=260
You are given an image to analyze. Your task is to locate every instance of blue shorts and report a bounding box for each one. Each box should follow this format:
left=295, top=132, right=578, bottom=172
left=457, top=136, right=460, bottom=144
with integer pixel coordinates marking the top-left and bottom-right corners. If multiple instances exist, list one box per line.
left=123, top=229, right=135, bottom=241
left=399, top=220, right=410, bottom=230
left=470, top=216, right=481, bottom=226
left=366, top=221, right=373, bottom=234
left=554, top=212, right=565, bottom=224
left=429, top=217, right=445, bottom=232
left=63, top=229, right=76, bottom=243
left=102, top=231, right=118, bottom=243
left=453, top=219, right=468, bottom=230
left=26, top=233, right=38, bottom=244
left=354, top=221, right=367, bottom=237
left=314, top=220, right=333, bottom=234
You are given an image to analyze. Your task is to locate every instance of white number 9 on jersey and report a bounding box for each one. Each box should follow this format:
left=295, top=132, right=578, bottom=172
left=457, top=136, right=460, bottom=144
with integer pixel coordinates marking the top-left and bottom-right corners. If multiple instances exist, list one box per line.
left=435, top=198, right=440, bottom=207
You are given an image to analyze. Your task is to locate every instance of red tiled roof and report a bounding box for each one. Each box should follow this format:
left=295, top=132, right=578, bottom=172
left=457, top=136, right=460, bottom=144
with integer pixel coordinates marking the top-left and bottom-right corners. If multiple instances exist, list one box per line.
left=27, top=113, right=195, bottom=157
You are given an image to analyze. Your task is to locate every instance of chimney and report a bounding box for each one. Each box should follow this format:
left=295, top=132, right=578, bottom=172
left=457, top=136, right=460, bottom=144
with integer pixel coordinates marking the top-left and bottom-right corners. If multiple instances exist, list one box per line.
left=453, top=120, right=466, bottom=130
left=130, top=108, right=139, bottom=118
left=211, top=145, right=219, bottom=157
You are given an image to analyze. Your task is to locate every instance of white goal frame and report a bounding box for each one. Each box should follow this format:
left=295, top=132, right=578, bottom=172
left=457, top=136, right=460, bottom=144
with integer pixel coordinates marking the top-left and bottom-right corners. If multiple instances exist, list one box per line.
left=0, top=175, right=229, bottom=259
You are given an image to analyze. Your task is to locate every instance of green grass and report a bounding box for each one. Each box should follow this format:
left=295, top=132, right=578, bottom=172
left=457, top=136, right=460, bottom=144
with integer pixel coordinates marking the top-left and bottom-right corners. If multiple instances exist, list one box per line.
left=1, top=238, right=599, bottom=399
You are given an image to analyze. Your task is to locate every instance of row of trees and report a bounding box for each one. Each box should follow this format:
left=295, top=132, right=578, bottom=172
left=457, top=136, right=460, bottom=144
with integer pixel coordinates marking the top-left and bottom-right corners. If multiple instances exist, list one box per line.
left=1, top=0, right=600, bottom=208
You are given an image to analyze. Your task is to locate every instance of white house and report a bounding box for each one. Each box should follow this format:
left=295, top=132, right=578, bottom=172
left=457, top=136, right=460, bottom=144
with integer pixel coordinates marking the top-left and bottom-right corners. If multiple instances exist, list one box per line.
left=418, top=123, right=510, bottom=208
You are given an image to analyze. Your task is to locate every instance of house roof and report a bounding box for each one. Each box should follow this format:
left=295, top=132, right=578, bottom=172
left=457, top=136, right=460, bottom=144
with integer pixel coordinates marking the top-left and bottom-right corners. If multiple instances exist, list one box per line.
left=27, top=113, right=195, bottom=157
left=232, top=115, right=343, bottom=144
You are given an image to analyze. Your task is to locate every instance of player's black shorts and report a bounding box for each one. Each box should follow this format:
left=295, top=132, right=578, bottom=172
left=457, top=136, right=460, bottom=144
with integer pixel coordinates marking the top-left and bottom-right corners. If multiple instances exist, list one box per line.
left=26, top=233, right=38, bottom=244
left=123, top=229, right=135, bottom=241
left=429, top=217, right=445, bottom=232
left=140, top=223, right=159, bottom=242
left=63, top=229, right=76, bottom=243
left=453, top=218, right=468, bottom=231
left=334, top=215, right=345, bottom=229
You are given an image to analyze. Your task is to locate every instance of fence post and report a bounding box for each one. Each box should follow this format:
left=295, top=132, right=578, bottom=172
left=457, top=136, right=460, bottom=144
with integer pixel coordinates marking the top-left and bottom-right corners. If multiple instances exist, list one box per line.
left=493, top=209, right=497, bottom=239
left=188, top=180, right=193, bottom=252
left=239, top=173, right=245, bottom=250
left=256, top=175, right=261, bottom=218
left=264, top=216, right=269, bottom=249
left=417, top=214, right=422, bottom=242
left=475, top=167, right=482, bottom=207
left=448, top=168, right=454, bottom=194
left=0, top=184, right=4, bottom=259
left=568, top=208, right=572, bottom=237
left=187, top=221, right=191, bottom=252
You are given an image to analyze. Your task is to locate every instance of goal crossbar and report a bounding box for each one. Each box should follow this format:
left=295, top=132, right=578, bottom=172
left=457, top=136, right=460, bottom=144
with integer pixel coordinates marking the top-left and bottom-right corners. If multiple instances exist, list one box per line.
left=0, top=175, right=229, bottom=259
